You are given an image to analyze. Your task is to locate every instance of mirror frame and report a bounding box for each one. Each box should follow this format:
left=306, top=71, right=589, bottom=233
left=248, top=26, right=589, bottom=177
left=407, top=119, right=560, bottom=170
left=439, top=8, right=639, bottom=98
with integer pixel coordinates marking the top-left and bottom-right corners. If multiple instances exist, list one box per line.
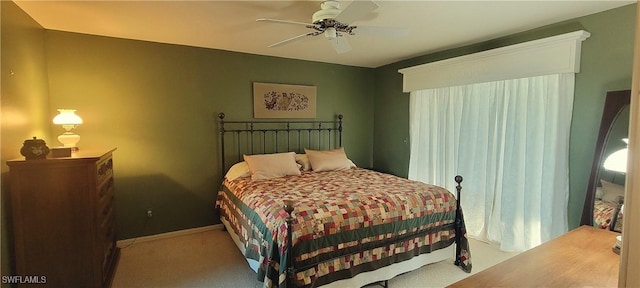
left=581, top=89, right=631, bottom=226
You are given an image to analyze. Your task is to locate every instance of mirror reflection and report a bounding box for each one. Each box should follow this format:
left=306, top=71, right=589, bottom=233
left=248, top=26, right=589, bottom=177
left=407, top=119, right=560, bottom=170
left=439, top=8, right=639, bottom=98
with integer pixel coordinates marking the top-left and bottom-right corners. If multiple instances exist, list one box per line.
left=582, top=90, right=630, bottom=233
left=593, top=105, right=628, bottom=232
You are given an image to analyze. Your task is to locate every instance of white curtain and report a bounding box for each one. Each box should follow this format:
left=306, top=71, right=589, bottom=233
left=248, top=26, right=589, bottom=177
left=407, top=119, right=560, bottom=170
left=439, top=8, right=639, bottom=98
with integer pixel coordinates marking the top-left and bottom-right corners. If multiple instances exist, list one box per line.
left=408, top=73, right=574, bottom=252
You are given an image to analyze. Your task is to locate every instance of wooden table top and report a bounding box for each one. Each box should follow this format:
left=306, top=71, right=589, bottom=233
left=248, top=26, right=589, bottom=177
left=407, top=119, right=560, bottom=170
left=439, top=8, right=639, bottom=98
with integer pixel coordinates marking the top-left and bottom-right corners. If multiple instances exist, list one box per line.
left=448, top=225, right=620, bottom=288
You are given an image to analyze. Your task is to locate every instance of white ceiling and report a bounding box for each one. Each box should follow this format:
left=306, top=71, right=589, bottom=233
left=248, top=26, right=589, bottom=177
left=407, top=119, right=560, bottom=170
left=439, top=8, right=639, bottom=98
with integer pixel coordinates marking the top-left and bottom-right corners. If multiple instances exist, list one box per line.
left=14, top=0, right=635, bottom=68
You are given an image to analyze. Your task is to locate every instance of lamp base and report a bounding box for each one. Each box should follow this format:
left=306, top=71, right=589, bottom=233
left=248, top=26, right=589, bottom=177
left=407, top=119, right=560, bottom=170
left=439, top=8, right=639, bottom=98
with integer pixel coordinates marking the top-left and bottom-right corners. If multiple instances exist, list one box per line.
left=58, top=132, right=80, bottom=151
left=51, top=147, right=73, bottom=158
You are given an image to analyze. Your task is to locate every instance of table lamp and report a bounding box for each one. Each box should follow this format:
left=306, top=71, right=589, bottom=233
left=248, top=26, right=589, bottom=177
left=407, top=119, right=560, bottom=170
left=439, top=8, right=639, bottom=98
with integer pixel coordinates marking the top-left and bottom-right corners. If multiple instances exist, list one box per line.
left=53, top=109, right=83, bottom=151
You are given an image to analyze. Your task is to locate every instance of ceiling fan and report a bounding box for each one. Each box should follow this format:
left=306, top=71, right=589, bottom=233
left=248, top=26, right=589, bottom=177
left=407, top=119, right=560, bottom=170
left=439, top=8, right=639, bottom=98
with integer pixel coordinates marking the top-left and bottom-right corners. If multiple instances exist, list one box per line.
left=257, top=0, right=398, bottom=54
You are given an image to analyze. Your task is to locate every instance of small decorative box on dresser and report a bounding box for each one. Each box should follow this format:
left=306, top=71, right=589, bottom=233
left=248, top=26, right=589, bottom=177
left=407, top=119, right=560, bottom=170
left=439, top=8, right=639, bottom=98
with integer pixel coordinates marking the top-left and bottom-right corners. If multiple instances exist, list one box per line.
left=7, top=148, right=119, bottom=288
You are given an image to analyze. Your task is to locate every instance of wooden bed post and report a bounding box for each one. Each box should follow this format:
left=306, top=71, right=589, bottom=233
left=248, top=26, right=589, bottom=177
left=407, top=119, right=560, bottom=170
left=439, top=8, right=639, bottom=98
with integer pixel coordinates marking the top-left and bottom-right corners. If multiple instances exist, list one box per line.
left=284, top=200, right=295, bottom=288
left=454, top=175, right=463, bottom=267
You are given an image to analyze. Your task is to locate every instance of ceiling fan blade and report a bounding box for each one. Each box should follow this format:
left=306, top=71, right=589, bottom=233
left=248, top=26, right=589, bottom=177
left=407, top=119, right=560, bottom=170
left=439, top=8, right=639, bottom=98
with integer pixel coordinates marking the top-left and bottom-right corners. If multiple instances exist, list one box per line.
left=334, top=0, right=379, bottom=24
left=269, top=31, right=321, bottom=48
left=256, top=18, right=317, bottom=28
left=330, top=36, right=352, bottom=54
left=352, top=25, right=409, bottom=37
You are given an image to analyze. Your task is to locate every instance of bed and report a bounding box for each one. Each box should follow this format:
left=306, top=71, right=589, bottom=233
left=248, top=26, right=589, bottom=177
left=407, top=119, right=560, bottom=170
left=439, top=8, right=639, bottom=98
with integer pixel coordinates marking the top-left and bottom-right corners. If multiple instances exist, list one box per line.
left=593, top=180, right=625, bottom=232
left=594, top=199, right=624, bottom=232
left=215, top=113, right=471, bottom=287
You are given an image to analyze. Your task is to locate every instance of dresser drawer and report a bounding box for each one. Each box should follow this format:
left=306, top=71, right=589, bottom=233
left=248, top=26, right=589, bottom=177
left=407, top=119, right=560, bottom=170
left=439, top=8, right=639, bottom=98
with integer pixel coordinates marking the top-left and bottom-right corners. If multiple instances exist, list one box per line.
left=99, top=197, right=116, bottom=281
left=98, top=192, right=115, bottom=226
left=96, top=158, right=113, bottom=188
left=101, top=219, right=116, bottom=278
left=97, top=177, right=115, bottom=210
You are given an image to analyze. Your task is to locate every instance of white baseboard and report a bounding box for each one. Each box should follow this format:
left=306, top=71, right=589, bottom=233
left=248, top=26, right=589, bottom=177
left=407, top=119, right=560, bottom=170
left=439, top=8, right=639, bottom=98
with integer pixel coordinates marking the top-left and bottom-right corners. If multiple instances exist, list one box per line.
left=117, top=224, right=224, bottom=248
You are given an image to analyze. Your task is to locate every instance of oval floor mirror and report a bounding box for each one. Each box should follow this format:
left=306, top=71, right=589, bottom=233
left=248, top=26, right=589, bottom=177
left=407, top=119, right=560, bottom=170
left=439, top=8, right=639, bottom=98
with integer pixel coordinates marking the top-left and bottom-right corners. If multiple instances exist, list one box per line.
left=581, top=89, right=630, bottom=232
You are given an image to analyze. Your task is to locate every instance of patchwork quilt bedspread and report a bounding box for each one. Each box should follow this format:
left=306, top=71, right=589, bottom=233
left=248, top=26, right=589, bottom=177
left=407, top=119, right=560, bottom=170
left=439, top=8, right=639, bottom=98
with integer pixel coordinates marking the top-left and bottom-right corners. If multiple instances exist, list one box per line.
left=217, top=168, right=471, bottom=287
left=594, top=199, right=624, bottom=232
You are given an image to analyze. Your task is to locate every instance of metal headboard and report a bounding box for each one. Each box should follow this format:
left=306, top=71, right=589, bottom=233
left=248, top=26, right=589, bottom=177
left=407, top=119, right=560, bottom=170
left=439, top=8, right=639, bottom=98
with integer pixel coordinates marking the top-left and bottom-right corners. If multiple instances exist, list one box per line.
left=218, top=113, right=343, bottom=171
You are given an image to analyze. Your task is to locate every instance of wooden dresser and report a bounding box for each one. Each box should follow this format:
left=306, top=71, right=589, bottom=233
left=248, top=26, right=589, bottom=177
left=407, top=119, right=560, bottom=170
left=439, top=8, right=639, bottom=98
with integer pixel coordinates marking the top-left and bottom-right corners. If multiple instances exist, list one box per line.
left=7, top=148, right=119, bottom=287
left=448, top=225, right=620, bottom=287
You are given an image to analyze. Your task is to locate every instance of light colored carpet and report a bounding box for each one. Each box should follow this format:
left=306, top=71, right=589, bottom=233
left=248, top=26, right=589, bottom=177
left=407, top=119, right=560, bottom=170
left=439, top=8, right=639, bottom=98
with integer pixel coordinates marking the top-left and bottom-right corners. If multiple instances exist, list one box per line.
left=112, top=229, right=518, bottom=288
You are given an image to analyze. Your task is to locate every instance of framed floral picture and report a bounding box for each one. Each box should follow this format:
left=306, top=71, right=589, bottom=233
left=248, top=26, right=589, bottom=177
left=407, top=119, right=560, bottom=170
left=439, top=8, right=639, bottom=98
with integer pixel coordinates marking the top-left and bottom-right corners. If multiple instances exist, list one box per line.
left=253, top=82, right=317, bottom=118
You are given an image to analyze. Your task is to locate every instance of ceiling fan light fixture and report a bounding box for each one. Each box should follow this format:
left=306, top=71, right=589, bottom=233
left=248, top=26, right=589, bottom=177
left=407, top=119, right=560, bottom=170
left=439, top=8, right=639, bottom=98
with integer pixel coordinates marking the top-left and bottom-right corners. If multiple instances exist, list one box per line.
left=257, top=0, right=384, bottom=54
left=325, top=27, right=337, bottom=39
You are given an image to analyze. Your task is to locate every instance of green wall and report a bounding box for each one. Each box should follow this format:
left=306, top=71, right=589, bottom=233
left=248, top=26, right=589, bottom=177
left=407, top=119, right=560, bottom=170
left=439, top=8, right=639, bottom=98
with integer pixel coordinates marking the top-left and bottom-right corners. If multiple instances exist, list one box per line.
left=43, top=31, right=375, bottom=240
left=0, top=1, right=52, bottom=283
left=372, top=4, right=637, bottom=230
left=1, top=0, right=636, bottom=281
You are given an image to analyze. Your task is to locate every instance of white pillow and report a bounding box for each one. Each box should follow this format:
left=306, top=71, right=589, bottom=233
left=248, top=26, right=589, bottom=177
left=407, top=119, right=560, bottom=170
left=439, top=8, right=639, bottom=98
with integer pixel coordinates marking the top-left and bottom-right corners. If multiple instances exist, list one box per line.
left=225, top=161, right=251, bottom=181
left=595, top=187, right=603, bottom=200
left=600, top=179, right=625, bottom=203
left=305, top=147, right=355, bottom=172
left=295, top=154, right=312, bottom=171
left=243, top=152, right=301, bottom=180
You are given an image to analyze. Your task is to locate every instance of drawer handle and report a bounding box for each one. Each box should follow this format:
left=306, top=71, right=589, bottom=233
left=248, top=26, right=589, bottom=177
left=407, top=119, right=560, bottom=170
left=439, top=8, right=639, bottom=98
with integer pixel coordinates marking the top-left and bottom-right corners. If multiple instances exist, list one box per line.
left=99, top=178, right=114, bottom=198
left=98, top=159, right=113, bottom=177
left=102, top=196, right=114, bottom=216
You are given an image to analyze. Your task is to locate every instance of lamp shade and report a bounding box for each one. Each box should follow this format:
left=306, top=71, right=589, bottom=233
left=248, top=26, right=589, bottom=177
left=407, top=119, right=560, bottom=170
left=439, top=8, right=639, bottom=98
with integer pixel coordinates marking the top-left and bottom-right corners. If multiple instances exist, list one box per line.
left=604, top=148, right=628, bottom=173
left=603, top=138, right=629, bottom=173
left=53, top=109, right=83, bottom=125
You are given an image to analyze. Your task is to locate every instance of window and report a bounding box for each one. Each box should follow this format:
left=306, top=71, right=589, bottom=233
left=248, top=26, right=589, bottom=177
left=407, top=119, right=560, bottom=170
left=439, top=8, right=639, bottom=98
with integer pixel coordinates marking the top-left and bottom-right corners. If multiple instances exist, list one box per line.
left=399, top=31, right=589, bottom=251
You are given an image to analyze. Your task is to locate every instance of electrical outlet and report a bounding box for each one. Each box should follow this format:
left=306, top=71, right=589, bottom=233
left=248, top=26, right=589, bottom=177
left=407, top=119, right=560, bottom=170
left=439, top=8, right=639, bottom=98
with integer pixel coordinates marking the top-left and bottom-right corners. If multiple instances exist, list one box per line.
left=147, top=209, right=153, bottom=218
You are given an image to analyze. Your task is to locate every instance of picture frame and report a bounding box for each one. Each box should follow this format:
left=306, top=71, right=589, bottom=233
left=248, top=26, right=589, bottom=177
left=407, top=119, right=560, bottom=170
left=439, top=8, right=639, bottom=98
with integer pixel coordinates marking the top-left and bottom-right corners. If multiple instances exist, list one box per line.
left=253, top=82, right=317, bottom=118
